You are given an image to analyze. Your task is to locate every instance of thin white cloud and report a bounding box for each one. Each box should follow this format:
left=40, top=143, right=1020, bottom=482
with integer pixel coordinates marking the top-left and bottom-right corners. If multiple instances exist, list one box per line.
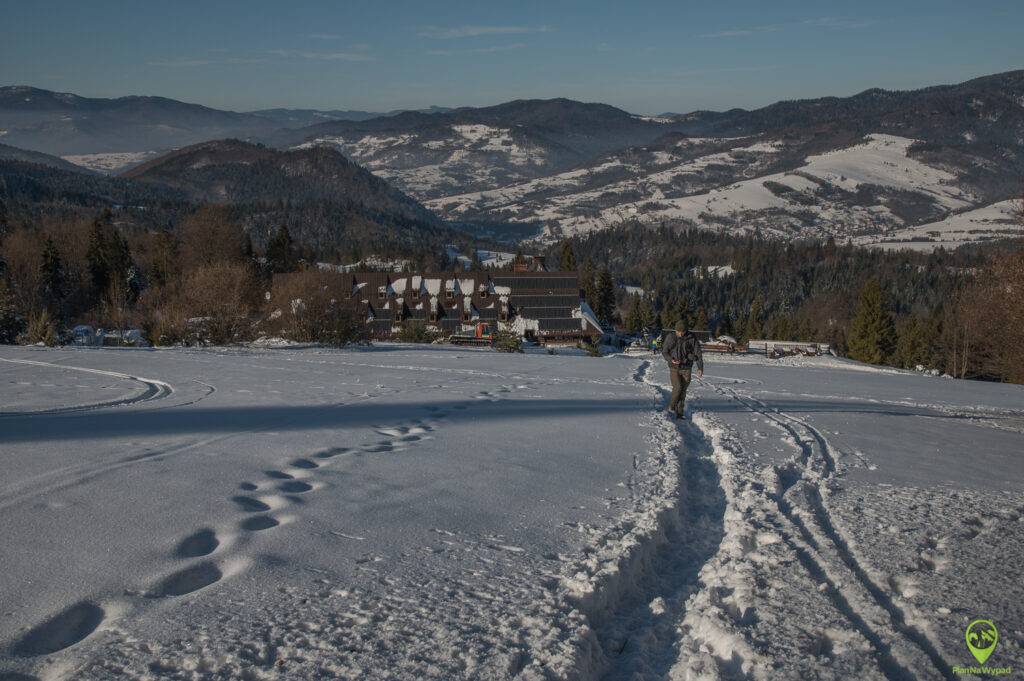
left=418, top=25, right=552, bottom=39
left=426, top=43, right=527, bottom=57
left=148, top=48, right=371, bottom=68
left=147, top=56, right=269, bottom=67
left=268, top=49, right=372, bottom=62
left=309, top=33, right=342, bottom=40
left=803, top=17, right=875, bottom=30
left=700, top=17, right=871, bottom=39
left=699, top=25, right=779, bottom=39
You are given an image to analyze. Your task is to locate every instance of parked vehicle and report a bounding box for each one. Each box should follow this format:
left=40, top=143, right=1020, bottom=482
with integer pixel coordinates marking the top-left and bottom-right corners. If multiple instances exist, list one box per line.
left=449, top=322, right=496, bottom=346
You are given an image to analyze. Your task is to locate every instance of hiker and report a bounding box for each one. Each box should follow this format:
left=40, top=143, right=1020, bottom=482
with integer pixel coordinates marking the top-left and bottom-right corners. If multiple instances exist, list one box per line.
left=661, top=320, right=704, bottom=419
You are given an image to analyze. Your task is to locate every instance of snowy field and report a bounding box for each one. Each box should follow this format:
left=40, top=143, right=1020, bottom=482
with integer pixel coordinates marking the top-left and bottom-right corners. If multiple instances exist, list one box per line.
left=0, top=345, right=1022, bottom=680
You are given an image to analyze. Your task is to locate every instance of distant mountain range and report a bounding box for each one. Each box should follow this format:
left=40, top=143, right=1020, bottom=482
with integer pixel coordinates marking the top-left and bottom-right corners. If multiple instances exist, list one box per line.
left=3, top=71, right=1023, bottom=251
left=248, top=106, right=454, bottom=128
left=267, top=98, right=689, bottom=199
left=0, top=86, right=276, bottom=158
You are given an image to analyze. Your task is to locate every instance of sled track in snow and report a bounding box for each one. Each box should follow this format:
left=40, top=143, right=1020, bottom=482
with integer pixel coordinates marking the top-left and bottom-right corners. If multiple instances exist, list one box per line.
left=0, top=358, right=174, bottom=417
left=707, top=381, right=957, bottom=681
left=580, top=360, right=726, bottom=681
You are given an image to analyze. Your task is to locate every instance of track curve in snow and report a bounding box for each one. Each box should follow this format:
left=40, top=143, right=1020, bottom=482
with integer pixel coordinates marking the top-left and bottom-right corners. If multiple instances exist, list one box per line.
left=0, top=358, right=173, bottom=417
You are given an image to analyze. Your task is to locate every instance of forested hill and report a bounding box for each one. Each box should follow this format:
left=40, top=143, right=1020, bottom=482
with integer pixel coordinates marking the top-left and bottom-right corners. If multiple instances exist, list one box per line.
left=0, top=139, right=469, bottom=262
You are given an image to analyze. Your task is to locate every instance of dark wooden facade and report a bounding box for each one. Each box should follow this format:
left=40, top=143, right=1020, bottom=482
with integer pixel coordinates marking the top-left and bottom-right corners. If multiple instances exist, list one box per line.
left=343, top=271, right=602, bottom=342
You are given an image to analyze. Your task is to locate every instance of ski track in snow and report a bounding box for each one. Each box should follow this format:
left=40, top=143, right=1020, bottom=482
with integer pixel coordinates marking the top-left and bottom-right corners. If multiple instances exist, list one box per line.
left=700, top=382, right=957, bottom=680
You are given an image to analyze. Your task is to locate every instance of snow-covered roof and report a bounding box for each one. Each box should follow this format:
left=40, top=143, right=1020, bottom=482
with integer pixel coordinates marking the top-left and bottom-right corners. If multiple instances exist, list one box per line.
left=425, top=278, right=441, bottom=295
left=574, top=302, right=603, bottom=333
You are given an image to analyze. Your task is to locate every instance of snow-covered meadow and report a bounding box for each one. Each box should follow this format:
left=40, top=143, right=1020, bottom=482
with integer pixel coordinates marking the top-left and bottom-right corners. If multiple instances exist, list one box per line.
left=0, top=345, right=1021, bottom=680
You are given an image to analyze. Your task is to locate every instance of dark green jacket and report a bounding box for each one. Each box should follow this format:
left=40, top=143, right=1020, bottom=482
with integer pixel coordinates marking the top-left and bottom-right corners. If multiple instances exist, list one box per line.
left=661, top=331, right=704, bottom=371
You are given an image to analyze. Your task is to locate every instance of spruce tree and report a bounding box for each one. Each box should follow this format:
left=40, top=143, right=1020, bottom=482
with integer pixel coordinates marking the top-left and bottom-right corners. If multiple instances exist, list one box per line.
left=39, top=237, right=65, bottom=311
left=848, top=278, right=896, bottom=364
left=559, top=240, right=577, bottom=271
left=266, top=225, right=295, bottom=273
left=580, top=259, right=596, bottom=308
left=595, top=269, right=616, bottom=323
left=638, top=297, right=656, bottom=331
left=744, top=296, right=765, bottom=341
left=625, top=296, right=642, bottom=332
left=86, top=219, right=112, bottom=294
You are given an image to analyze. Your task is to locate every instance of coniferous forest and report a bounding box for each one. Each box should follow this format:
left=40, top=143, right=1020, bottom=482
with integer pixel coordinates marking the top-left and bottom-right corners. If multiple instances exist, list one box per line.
left=553, top=212, right=1024, bottom=383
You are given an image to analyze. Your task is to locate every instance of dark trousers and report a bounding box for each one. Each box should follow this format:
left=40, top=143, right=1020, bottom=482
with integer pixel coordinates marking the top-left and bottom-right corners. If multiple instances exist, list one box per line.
left=669, top=367, right=692, bottom=415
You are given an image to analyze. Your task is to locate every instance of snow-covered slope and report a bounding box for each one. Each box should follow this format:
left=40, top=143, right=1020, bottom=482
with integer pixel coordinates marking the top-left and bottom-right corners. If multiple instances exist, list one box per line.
left=293, top=123, right=556, bottom=198
left=429, top=133, right=1020, bottom=245
left=858, top=199, right=1024, bottom=250
left=2, top=346, right=1022, bottom=679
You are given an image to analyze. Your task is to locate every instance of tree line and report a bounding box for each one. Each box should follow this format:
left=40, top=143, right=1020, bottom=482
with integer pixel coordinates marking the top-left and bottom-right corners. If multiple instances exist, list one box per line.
left=0, top=206, right=372, bottom=347
left=550, top=209, right=1024, bottom=383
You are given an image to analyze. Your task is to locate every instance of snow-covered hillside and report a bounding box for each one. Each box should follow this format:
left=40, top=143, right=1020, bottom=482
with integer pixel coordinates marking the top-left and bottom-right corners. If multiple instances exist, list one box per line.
left=61, top=151, right=160, bottom=174
left=294, top=123, right=553, bottom=199
left=1, top=346, right=1021, bottom=680
left=859, top=199, right=1024, bottom=250
left=429, top=134, right=1023, bottom=246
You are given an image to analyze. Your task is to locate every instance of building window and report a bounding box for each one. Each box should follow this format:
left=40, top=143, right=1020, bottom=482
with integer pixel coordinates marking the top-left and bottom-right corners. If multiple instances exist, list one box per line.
left=429, top=312, right=438, bottom=323
left=480, top=289, right=489, bottom=299
left=412, top=289, right=420, bottom=299
left=445, top=289, right=454, bottom=300
left=378, top=286, right=387, bottom=300
left=462, top=310, right=470, bottom=322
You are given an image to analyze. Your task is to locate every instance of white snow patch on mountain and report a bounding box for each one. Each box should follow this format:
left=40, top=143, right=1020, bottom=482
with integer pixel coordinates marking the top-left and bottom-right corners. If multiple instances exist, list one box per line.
left=429, top=133, right=982, bottom=245
left=62, top=151, right=160, bottom=174
left=857, top=199, right=1024, bottom=250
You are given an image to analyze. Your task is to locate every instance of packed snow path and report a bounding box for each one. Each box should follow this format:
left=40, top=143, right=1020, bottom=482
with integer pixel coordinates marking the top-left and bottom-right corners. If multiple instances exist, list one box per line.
left=1, top=346, right=1022, bottom=680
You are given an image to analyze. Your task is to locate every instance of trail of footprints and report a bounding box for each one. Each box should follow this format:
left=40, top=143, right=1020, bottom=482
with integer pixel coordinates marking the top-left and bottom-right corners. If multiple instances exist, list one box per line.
left=7, top=384, right=541, bottom=666
left=6, top=407, right=456, bottom=667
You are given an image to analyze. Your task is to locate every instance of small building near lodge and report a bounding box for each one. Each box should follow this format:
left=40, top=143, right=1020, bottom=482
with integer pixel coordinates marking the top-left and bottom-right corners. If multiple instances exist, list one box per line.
left=345, top=270, right=602, bottom=343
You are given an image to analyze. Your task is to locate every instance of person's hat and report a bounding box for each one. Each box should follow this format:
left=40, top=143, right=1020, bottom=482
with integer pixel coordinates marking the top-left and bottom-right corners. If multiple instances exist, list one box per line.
left=674, top=320, right=688, bottom=332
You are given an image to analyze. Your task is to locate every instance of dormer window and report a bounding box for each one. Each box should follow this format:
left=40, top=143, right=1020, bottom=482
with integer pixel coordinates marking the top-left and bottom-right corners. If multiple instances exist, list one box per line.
left=445, top=289, right=454, bottom=300
left=412, top=289, right=420, bottom=299
left=462, top=309, right=471, bottom=322
left=378, top=286, right=387, bottom=300
left=480, top=289, right=489, bottom=299
left=429, top=311, right=438, bottom=323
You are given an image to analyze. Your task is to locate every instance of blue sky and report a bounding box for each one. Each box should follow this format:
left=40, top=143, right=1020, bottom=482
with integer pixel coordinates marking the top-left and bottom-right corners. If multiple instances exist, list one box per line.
left=2, top=0, right=1022, bottom=114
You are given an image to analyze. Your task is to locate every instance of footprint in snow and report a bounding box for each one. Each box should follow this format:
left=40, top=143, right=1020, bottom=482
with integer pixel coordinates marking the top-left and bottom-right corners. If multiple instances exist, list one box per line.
left=148, top=562, right=222, bottom=597
left=11, top=601, right=105, bottom=657
left=240, top=515, right=279, bottom=532
left=231, top=496, right=272, bottom=513
left=175, top=528, right=219, bottom=558
left=290, top=458, right=319, bottom=469
left=264, top=470, right=293, bottom=480
left=278, top=480, right=313, bottom=494
left=314, top=447, right=349, bottom=459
